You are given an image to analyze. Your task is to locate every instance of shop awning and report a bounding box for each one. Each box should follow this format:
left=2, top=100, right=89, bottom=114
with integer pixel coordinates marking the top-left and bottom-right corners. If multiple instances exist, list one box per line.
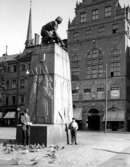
left=4, top=112, right=16, bottom=119
left=103, top=111, right=125, bottom=121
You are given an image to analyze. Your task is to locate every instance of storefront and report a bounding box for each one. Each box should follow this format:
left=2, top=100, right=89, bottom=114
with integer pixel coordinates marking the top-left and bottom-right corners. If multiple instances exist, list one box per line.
left=103, top=107, right=125, bottom=131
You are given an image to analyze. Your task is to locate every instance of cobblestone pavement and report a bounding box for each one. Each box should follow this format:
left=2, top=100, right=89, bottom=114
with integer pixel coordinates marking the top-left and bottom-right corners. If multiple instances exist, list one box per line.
left=0, top=128, right=130, bottom=167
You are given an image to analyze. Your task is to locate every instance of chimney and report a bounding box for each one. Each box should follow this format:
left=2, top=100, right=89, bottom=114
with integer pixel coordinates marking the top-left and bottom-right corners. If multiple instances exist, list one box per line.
left=34, top=33, right=40, bottom=45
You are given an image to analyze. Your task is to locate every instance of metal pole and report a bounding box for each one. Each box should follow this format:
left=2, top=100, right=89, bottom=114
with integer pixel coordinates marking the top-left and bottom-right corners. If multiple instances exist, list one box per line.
left=35, top=74, right=39, bottom=123
left=105, top=64, right=108, bottom=133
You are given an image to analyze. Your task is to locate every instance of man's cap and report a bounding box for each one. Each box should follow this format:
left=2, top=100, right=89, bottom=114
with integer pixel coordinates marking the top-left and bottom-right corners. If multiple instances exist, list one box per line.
left=55, top=16, right=63, bottom=23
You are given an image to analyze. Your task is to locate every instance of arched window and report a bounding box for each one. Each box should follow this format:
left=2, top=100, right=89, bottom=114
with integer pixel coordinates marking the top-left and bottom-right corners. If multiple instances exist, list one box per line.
left=86, top=48, right=103, bottom=79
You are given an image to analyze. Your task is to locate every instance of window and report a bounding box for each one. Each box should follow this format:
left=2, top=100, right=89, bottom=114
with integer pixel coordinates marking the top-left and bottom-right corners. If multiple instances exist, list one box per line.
left=20, top=64, right=26, bottom=71
left=86, top=48, right=104, bottom=79
left=6, top=80, right=10, bottom=89
left=72, top=71, right=80, bottom=81
left=6, top=96, right=9, bottom=105
left=97, top=88, right=104, bottom=92
left=105, top=6, right=112, bottom=17
left=71, top=55, right=80, bottom=67
left=112, top=24, right=119, bottom=34
left=97, top=87, right=105, bottom=99
left=19, top=95, right=25, bottom=105
left=86, top=27, right=92, bottom=36
left=110, top=86, right=120, bottom=99
left=7, top=65, right=16, bottom=72
left=80, top=13, right=87, bottom=23
left=110, top=49, right=120, bottom=76
left=8, top=66, right=11, bottom=72
left=20, top=79, right=25, bottom=89
left=12, top=96, right=16, bottom=105
left=73, top=32, right=79, bottom=41
left=12, top=80, right=17, bottom=89
left=98, top=25, right=105, bottom=33
left=13, top=65, right=17, bottom=72
left=92, top=9, right=99, bottom=20
left=72, top=89, right=79, bottom=94
left=84, top=88, right=91, bottom=93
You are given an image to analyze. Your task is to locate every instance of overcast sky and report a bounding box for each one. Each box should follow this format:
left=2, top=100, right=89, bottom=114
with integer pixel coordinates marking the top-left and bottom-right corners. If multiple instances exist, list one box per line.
left=0, top=0, right=130, bottom=56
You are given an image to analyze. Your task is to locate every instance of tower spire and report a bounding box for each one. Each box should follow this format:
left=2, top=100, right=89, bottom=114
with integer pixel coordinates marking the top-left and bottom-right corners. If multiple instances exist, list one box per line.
left=25, top=0, right=33, bottom=48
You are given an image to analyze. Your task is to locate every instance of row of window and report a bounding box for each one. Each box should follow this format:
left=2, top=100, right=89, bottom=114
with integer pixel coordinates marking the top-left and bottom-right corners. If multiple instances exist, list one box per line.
left=3, top=95, right=25, bottom=105
left=5, top=79, right=25, bottom=89
left=73, top=87, right=119, bottom=93
left=80, top=6, right=112, bottom=23
left=72, top=87, right=120, bottom=99
left=71, top=22, right=120, bottom=41
left=1, top=63, right=30, bottom=73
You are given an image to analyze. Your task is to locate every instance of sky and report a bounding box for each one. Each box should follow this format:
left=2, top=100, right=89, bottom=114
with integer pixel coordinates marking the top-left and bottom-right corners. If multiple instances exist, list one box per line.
left=0, top=0, right=130, bottom=56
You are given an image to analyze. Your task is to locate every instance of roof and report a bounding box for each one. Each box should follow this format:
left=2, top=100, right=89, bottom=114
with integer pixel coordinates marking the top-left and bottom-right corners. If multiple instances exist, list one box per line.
left=0, top=54, right=21, bottom=62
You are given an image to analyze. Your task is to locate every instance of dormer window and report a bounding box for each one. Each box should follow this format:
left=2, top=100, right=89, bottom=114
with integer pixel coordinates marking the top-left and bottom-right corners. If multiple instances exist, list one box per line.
left=105, top=6, right=112, bottom=17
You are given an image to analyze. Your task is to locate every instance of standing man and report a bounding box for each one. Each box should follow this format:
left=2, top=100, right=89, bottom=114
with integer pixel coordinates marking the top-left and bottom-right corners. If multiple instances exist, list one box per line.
left=20, top=108, right=32, bottom=146
left=69, top=118, right=78, bottom=145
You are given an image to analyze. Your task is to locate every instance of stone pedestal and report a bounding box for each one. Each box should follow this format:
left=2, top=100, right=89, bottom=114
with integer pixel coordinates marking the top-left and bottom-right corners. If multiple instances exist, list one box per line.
left=16, top=44, right=73, bottom=146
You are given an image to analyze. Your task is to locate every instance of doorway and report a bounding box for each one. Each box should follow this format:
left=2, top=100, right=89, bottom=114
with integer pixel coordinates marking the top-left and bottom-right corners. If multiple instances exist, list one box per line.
left=88, top=109, right=100, bottom=131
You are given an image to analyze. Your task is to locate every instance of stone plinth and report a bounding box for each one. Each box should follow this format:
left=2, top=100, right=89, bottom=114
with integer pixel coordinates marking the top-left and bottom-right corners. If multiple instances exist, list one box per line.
left=26, top=44, right=73, bottom=124
left=17, top=44, right=73, bottom=146
left=16, top=124, right=67, bottom=146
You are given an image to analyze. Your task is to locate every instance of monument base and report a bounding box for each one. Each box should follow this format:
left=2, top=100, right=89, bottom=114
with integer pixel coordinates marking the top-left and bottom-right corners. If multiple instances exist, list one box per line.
left=16, top=124, right=67, bottom=147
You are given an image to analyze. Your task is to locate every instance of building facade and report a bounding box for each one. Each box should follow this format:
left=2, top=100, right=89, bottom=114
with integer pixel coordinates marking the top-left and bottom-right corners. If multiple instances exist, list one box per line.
left=0, top=6, right=34, bottom=126
left=68, top=0, right=130, bottom=131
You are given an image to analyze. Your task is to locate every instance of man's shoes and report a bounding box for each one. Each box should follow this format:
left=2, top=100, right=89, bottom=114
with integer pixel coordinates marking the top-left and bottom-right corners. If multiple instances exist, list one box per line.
left=75, top=143, right=78, bottom=145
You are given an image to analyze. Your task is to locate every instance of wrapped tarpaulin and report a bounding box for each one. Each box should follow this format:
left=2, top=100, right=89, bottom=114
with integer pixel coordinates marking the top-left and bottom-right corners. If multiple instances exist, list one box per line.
left=4, top=112, right=15, bottom=119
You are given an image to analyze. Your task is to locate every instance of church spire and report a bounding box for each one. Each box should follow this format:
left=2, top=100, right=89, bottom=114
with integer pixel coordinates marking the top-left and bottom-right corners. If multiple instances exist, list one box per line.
left=25, top=0, right=33, bottom=48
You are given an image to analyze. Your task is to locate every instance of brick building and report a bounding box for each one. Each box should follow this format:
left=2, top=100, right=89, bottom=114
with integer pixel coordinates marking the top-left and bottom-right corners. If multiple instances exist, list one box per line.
left=68, top=0, right=130, bottom=131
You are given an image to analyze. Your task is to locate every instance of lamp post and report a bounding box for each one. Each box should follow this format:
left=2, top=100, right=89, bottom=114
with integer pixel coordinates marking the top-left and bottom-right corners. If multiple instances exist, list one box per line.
left=105, top=64, right=108, bottom=133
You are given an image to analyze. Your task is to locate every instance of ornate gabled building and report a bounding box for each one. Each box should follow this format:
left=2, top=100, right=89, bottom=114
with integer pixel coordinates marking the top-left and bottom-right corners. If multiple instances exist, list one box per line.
left=68, top=0, right=130, bottom=131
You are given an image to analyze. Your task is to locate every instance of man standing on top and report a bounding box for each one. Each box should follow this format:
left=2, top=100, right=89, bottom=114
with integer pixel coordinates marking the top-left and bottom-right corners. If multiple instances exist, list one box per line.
left=41, top=16, right=65, bottom=47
